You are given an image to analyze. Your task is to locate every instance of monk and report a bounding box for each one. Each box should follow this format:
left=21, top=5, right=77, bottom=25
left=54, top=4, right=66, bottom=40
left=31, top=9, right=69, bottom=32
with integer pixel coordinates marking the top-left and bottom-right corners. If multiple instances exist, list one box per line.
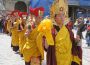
left=23, top=7, right=44, bottom=65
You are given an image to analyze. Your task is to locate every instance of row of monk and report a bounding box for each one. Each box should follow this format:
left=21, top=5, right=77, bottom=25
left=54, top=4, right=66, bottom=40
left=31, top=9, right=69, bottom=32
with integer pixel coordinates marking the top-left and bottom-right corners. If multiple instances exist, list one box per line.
left=2, top=6, right=82, bottom=65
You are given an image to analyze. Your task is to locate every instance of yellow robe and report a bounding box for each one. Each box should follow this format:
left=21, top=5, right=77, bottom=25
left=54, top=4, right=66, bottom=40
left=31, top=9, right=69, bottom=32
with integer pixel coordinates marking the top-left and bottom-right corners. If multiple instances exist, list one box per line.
left=36, top=19, right=55, bottom=61
left=11, top=27, right=19, bottom=46
left=37, top=19, right=54, bottom=45
left=7, top=19, right=11, bottom=33
left=23, top=27, right=42, bottom=62
left=55, top=25, right=72, bottom=65
left=11, top=22, right=19, bottom=46
left=18, top=29, right=26, bottom=54
left=37, top=19, right=72, bottom=65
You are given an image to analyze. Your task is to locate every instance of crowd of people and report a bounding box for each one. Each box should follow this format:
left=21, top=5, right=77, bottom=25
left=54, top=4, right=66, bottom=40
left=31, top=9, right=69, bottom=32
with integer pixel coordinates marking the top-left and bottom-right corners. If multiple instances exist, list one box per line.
left=74, top=17, right=90, bottom=47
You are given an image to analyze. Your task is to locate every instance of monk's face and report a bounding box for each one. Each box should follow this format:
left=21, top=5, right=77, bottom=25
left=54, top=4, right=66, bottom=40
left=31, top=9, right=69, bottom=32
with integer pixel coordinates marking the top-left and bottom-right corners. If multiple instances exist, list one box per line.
left=35, top=16, right=43, bottom=25
left=55, top=14, right=63, bottom=25
left=14, top=12, right=18, bottom=17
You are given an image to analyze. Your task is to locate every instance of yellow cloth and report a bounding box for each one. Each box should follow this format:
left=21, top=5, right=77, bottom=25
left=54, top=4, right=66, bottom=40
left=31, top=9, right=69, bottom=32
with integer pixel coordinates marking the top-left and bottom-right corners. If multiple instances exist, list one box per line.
left=55, top=25, right=72, bottom=65
left=13, top=19, right=20, bottom=30
left=38, top=19, right=54, bottom=45
left=37, top=19, right=72, bottom=65
left=16, top=19, right=20, bottom=24
left=36, top=33, right=44, bottom=60
left=11, top=27, right=19, bottom=46
left=18, top=29, right=26, bottom=54
left=72, top=55, right=81, bottom=65
left=23, top=27, right=42, bottom=62
left=11, top=21, right=19, bottom=46
left=7, top=19, right=11, bottom=33
left=36, top=19, right=54, bottom=61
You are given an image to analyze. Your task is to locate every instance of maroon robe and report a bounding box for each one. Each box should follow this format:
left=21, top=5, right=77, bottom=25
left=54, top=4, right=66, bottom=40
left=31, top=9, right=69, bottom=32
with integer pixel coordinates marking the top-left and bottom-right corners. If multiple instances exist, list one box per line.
left=47, top=28, right=57, bottom=65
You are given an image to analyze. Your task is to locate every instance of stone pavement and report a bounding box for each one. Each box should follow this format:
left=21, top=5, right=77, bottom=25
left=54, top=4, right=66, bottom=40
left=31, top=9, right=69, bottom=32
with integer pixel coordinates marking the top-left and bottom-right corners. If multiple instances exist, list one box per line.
left=82, top=31, right=90, bottom=65
left=82, top=46, right=90, bottom=65
left=0, top=33, right=25, bottom=65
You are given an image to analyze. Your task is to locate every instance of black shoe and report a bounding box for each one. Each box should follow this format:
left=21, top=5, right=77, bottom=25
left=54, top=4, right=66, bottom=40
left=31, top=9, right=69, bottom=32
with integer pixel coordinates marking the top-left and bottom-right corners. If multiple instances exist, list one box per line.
left=71, top=61, right=79, bottom=65
left=11, top=44, right=13, bottom=47
left=25, top=62, right=30, bottom=65
left=20, top=54, right=23, bottom=57
left=13, top=46, right=19, bottom=52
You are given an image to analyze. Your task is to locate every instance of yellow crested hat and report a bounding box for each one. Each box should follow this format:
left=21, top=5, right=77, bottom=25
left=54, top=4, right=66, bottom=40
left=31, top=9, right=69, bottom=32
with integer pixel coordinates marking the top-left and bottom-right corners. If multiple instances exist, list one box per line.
left=50, top=0, right=68, bottom=18
left=50, top=0, right=69, bottom=23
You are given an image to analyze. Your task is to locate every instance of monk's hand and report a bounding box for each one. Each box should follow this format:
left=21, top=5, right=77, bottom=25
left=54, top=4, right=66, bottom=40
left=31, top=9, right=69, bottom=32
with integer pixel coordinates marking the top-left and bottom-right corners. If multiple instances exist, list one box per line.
left=44, top=41, right=49, bottom=50
left=25, top=29, right=31, bottom=37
